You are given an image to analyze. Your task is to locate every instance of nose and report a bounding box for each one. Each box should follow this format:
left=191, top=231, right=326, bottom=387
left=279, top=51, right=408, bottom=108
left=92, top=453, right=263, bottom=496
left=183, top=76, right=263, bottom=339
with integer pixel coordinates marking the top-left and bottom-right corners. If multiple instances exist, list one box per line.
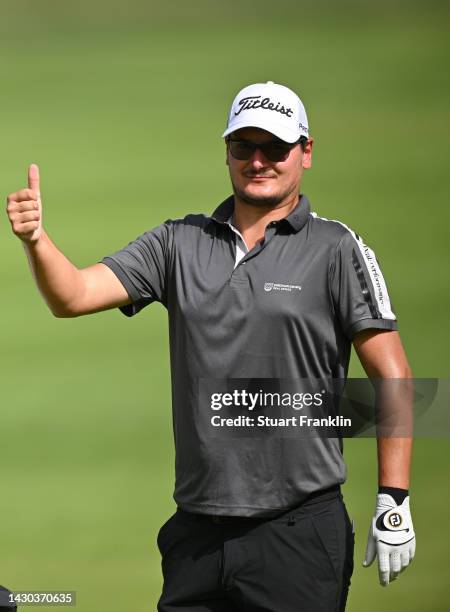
left=248, top=146, right=270, bottom=169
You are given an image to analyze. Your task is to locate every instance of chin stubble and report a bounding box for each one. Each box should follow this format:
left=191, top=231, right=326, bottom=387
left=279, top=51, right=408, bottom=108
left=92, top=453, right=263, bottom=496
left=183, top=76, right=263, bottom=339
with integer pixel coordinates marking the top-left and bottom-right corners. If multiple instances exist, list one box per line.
left=231, top=180, right=297, bottom=208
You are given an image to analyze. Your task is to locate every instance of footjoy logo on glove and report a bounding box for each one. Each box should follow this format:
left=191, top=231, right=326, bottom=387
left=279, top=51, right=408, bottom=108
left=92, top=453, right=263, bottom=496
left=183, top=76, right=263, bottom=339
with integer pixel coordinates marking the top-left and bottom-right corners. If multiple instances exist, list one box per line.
left=387, top=512, right=403, bottom=528
left=264, top=282, right=302, bottom=293
left=377, top=509, right=409, bottom=532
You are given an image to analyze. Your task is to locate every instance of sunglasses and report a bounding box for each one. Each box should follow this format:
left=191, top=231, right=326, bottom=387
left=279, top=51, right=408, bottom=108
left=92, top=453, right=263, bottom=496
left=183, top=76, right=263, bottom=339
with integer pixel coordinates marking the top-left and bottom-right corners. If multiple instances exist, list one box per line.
left=227, top=137, right=300, bottom=162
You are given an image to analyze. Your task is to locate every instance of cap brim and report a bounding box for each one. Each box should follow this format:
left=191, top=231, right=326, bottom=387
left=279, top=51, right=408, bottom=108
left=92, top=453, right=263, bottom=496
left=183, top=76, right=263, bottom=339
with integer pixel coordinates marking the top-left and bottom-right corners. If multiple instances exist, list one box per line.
left=222, top=118, right=304, bottom=143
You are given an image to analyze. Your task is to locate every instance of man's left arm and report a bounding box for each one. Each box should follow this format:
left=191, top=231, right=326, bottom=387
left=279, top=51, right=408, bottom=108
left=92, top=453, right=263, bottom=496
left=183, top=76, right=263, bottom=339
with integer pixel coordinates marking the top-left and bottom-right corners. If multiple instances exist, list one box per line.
left=353, top=329, right=416, bottom=587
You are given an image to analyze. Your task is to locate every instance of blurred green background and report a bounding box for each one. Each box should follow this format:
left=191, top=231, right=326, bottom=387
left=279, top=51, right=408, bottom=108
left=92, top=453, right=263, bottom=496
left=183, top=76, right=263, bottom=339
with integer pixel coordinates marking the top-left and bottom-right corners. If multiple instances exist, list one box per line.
left=1, top=1, right=449, bottom=610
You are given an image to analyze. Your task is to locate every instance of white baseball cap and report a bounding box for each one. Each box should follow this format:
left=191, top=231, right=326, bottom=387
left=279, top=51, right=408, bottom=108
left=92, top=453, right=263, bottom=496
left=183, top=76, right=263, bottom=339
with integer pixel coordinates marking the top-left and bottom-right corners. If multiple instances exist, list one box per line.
left=222, top=81, right=309, bottom=144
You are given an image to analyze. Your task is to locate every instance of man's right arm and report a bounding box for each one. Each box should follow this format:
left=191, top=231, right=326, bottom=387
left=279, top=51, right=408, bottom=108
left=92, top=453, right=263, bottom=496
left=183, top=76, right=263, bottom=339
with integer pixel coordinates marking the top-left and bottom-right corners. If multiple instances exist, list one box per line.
left=6, top=164, right=131, bottom=317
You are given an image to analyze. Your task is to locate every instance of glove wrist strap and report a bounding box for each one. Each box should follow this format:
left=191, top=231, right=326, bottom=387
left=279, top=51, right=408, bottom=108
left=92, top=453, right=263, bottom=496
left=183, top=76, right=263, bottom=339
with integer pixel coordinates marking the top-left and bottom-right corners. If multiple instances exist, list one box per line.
left=378, top=486, right=409, bottom=505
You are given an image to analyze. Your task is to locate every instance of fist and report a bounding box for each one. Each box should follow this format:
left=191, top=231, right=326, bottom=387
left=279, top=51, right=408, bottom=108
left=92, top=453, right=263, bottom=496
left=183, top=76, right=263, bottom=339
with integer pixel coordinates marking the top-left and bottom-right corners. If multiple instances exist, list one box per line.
left=6, top=164, right=42, bottom=243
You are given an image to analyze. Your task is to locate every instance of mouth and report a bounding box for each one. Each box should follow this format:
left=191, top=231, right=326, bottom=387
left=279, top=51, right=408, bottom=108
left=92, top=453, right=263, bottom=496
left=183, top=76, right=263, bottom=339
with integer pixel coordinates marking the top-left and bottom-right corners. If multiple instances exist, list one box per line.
left=245, top=175, right=275, bottom=181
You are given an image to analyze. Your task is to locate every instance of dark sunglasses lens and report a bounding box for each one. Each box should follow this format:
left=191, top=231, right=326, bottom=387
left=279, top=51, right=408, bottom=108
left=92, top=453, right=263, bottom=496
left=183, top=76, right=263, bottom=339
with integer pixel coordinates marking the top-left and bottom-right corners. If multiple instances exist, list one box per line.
left=229, top=140, right=255, bottom=160
left=228, top=139, right=294, bottom=161
left=261, top=143, right=292, bottom=161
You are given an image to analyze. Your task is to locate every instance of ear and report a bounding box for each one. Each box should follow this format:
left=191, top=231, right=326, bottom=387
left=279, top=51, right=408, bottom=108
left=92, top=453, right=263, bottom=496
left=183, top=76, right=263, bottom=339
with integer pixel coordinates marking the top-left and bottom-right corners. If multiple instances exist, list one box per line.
left=301, top=138, right=314, bottom=169
left=225, top=140, right=229, bottom=166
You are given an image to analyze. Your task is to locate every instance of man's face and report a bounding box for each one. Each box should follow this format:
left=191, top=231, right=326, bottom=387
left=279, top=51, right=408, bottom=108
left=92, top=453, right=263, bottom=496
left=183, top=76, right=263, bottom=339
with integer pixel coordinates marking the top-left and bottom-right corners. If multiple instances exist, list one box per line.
left=226, top=127, right=312, bottom=208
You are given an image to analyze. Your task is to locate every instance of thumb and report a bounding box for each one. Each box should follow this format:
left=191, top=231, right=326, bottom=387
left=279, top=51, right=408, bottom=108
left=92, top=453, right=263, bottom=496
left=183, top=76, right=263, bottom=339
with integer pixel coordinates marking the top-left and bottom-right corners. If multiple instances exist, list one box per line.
left=363, top=526, right=377, bottom=567
left=28, top=163, right=40, bottom=198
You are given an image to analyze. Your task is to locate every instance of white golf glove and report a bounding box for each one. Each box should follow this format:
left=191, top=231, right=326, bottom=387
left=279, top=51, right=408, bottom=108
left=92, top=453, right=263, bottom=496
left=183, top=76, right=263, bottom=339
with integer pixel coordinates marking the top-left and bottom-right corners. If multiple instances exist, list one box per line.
left=363, top=493, right=416, bottom=586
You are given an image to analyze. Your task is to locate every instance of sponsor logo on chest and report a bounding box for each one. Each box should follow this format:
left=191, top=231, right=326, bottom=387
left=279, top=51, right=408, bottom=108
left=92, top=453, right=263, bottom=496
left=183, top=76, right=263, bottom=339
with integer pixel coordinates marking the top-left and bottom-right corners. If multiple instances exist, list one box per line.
left=264, top=282, right=302, bottom=293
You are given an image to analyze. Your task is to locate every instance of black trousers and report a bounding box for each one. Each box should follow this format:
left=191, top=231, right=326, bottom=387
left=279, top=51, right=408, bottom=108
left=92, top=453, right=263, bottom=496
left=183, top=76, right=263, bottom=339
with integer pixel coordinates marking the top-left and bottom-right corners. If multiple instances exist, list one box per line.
left=157, top=487, right=354, bottom=612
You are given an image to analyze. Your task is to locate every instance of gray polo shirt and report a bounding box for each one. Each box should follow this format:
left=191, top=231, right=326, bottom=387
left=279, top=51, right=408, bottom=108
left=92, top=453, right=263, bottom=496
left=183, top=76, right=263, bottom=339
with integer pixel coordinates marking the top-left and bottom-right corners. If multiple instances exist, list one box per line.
left=101, top=194, right=397, bottom=517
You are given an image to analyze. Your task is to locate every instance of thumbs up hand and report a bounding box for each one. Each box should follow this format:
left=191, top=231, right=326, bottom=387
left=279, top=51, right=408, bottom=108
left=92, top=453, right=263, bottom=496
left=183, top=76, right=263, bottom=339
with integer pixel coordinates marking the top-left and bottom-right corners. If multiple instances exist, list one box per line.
left=6, top=164, right=43, bottom=243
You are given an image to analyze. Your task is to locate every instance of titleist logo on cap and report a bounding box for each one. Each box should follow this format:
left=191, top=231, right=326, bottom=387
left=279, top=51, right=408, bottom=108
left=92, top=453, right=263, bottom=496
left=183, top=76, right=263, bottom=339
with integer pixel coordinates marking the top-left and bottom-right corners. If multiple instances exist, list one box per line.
left=235, top=95, right=294, bottom=118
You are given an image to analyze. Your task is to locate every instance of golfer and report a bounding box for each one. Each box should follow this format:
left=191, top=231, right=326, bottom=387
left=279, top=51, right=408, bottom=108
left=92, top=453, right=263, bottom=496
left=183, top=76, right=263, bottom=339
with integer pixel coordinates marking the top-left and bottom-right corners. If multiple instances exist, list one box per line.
left=6, top=81, right=415, bottom=611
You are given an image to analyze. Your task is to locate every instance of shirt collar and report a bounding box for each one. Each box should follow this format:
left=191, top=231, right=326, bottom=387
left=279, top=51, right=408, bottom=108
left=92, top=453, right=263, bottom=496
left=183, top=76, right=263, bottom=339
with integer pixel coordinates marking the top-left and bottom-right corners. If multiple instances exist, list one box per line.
left=211, top=194, right=311, bottom=234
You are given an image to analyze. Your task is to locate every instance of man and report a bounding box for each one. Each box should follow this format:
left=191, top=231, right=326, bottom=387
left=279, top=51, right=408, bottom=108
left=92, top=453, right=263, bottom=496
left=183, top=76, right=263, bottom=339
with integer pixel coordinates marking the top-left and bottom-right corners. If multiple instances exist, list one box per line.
left=6, top=81, right=415, bottom=611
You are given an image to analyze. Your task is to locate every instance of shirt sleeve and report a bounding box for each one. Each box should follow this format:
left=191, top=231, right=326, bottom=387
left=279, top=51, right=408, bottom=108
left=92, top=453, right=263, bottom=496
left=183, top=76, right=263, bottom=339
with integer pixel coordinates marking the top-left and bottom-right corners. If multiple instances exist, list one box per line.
left=100, top=220, right=173, bottom=317
left=330, top=230, right=398, bottom=340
